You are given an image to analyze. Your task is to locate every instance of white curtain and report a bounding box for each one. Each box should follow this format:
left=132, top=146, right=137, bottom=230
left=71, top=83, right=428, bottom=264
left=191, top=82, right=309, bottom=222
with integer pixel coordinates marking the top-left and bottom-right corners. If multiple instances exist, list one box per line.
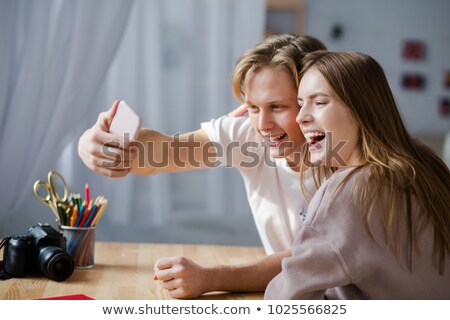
left=0, top=0, right=266, bottom=243
left=0, top=0, right=134, bottom=236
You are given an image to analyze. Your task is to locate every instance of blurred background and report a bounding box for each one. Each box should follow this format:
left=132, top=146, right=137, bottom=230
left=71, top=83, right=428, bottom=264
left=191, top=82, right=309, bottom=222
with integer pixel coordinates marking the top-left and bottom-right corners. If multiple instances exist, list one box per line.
left=1, top=0, right=449, bottom=246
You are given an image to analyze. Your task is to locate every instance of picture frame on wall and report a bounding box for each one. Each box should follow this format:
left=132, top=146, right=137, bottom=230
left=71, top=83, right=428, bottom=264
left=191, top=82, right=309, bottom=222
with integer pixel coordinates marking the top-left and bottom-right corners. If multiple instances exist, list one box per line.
left=401, top=73, right=426, bottom=90
left=444, top=70, right=450, bottom=89
left=402, top=40, right=426, bottom=61
left=266, top=0, right=304, bottom=36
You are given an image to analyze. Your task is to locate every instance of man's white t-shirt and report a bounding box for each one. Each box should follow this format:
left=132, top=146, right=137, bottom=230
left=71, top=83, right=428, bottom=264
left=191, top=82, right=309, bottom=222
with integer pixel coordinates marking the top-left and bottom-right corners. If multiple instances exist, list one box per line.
left=201, top=116, right=314, bottom=254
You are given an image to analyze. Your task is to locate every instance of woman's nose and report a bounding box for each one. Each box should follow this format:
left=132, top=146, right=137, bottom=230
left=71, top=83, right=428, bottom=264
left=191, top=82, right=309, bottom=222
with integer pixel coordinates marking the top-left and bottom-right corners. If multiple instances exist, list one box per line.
left=296, top=106, right=312, bottom=125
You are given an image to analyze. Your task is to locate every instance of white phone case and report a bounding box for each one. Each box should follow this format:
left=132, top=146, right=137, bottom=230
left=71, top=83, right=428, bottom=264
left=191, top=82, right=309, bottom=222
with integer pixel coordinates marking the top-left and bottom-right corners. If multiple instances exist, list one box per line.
left=109, top=100, right=142, bottom=143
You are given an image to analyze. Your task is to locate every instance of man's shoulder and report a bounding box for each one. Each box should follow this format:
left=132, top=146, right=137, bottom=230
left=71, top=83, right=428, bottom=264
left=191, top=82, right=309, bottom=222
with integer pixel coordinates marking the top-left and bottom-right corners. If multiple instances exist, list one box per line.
left=201, top=115, right=257, bottom=141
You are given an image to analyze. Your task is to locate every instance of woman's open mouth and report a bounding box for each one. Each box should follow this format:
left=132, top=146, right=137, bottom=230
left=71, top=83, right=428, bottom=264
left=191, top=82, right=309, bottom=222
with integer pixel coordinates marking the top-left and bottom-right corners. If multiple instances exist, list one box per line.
left=304, top=131, right=326, bottom=149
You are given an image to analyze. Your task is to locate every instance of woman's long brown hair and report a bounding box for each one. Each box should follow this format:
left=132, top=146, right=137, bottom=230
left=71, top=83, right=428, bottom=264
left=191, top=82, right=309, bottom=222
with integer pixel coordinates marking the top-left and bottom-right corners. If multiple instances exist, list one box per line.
left=300, top=51, right=450, bottom=274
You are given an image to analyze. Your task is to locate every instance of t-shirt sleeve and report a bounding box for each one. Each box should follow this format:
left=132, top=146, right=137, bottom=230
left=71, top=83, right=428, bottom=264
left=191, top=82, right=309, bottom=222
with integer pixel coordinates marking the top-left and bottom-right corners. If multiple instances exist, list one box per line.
left=200, top=116, right=263, bottom=168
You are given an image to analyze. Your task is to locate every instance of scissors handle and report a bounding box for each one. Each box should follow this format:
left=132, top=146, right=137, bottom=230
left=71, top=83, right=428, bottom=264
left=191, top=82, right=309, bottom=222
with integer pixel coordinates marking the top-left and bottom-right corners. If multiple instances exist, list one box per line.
left=48, top=170, right=69, bottom=204
left=33, top=180, right=54, bottom=208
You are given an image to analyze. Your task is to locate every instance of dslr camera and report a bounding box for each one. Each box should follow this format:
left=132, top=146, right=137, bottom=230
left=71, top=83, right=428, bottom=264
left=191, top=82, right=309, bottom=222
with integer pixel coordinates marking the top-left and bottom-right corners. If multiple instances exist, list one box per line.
left=1, top=223, right=74, bottom=281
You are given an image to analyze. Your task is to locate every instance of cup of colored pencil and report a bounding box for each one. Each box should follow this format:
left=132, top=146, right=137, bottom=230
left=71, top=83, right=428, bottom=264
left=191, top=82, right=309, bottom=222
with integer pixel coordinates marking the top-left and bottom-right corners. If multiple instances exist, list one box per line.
left=60, top=184, right=108, bottom=268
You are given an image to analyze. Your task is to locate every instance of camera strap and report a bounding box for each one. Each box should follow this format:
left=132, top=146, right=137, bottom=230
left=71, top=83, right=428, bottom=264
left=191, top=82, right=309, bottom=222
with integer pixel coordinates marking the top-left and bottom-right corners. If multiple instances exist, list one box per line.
left=0, top=237, right=8, bottom=250
left=0, top=237, right=12, bottom=280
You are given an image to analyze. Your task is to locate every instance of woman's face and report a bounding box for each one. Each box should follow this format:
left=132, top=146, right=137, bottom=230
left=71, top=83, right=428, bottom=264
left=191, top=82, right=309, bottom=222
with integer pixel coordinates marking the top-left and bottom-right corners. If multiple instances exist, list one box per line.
left=296, top=67, right=361, bottom=168
left=245, top=67, right=305, bottom=165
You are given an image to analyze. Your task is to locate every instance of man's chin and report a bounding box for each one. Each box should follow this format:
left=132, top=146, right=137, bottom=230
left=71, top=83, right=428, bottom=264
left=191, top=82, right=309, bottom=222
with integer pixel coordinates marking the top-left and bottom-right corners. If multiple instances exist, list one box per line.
left=270, top=147, right=304, bottom=163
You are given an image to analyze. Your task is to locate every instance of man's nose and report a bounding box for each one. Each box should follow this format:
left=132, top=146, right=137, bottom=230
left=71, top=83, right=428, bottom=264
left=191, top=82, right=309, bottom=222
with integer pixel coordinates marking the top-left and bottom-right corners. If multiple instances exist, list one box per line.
left=258, top=111, right=274, bottom=132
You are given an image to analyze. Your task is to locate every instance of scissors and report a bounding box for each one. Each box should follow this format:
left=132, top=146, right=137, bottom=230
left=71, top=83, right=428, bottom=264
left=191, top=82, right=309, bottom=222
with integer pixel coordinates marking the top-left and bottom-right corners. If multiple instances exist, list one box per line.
left=33, top=171, right=70, bottom=223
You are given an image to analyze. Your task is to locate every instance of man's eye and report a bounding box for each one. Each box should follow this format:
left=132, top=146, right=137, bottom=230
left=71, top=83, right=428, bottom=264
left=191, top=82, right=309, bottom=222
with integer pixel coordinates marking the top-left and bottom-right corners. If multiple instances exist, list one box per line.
left=247, top=105, right=258, bottom=112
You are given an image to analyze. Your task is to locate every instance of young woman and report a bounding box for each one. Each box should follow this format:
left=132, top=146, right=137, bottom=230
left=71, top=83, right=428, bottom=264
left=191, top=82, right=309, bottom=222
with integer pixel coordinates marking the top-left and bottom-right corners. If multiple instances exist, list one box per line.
left=77, top=34, right=326, bottom=298
left=265, top=51, right=450, bottom=299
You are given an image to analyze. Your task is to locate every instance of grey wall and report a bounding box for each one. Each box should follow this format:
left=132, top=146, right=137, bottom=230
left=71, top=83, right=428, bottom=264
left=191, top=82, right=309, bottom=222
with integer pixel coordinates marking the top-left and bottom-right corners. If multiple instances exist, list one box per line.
left=301, top=0, right=450, bottom=135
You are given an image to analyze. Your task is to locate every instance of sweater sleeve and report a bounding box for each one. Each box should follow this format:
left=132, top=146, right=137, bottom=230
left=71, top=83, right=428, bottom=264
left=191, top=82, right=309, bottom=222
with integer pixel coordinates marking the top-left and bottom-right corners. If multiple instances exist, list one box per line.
left=265, top=225, right=352, bottom=299
left=264, top=168, right=364, bottom=300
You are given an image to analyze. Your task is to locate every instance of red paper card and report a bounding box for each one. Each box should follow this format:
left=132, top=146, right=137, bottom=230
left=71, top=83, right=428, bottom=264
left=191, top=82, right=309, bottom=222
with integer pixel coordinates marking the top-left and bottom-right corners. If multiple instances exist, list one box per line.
left=39, top=294, right=94, bottom=300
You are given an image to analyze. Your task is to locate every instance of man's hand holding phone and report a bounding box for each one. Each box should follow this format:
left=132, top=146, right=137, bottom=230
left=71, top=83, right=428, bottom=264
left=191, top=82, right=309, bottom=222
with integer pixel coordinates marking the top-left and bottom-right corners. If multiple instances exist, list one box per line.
left=109, top=100, right=142, bottom=145
left=77, top=100, right=142, bottom=178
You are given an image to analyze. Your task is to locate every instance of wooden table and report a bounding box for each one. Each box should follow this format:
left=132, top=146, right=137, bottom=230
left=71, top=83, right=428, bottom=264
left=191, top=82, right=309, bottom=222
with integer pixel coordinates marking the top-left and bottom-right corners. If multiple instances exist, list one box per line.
left=0, top=242, right=265, bottom=300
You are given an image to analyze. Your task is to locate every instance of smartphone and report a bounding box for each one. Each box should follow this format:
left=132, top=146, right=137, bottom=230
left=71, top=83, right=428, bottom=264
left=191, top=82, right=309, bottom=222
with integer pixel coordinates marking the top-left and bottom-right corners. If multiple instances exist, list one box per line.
left=109, top=100, right=142, bottom=145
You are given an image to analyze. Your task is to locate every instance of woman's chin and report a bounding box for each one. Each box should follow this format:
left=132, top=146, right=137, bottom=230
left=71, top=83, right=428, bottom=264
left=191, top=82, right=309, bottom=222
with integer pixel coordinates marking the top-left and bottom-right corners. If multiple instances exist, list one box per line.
left=309, top=155, right=325, bottom=167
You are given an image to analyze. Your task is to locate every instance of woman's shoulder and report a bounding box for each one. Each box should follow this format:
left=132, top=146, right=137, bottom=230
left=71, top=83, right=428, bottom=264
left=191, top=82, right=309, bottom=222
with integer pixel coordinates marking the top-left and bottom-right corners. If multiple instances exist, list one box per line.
left=305, top=166, right=369, bottom=224
left=320, top=166, right=368, bottom=194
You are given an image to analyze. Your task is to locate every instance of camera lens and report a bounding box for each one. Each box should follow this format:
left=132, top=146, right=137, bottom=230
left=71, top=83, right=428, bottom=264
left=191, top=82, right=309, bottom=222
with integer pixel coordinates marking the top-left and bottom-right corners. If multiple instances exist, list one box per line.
left=37, top=246, right=74, bottom=281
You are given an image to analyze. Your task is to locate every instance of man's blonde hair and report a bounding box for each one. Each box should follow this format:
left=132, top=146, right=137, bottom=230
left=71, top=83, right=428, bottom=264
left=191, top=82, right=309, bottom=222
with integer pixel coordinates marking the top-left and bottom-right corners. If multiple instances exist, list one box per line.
left=231, top=34, right=326, bottom=102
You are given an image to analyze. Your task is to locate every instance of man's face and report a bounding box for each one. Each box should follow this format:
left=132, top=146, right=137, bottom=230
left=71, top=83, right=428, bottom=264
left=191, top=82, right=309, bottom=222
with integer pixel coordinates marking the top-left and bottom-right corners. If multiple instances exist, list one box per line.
left=245, top=67, right=305, bottom=164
